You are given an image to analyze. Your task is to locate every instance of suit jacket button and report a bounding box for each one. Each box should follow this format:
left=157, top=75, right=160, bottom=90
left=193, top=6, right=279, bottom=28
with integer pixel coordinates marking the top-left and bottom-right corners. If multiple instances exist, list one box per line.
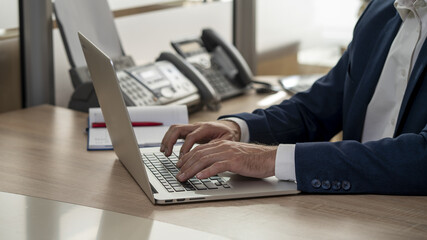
left=311, top=179, right=321, bottom=188
left=332, top=181, right=341, bottom=190
left=342, top=180, right=351, bottom=190
left=321, top=180, right=331, bottom=190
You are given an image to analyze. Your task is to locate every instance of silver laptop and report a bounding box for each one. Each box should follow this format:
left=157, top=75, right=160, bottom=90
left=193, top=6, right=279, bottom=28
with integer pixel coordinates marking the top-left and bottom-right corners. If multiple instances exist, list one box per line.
left=78, top=32, right=299, bottom=204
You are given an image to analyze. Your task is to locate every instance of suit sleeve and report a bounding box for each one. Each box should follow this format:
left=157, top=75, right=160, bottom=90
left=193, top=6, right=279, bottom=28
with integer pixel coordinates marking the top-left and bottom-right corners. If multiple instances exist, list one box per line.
left=295, top=124, right=427, bottom=195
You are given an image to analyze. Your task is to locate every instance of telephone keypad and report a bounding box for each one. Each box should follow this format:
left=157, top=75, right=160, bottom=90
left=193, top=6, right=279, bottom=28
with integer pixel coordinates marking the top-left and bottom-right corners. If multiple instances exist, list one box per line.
left=186, top=51, right=242, bottom=100
left=194, top=64, right=240, bottom=100
left=117, top=71, right=159, bottom=106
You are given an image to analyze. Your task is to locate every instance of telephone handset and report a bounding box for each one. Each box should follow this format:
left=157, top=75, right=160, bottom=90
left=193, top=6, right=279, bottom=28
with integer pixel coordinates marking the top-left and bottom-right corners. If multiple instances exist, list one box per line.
left=157, top=52, right=221, bottom=111
left=171, top=28, right=254, bottom=100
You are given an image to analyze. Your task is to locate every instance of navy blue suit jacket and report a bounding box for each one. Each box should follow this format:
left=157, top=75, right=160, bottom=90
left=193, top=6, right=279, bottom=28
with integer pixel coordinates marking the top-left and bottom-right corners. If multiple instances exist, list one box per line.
left=222, top=0, right=427, bottom=194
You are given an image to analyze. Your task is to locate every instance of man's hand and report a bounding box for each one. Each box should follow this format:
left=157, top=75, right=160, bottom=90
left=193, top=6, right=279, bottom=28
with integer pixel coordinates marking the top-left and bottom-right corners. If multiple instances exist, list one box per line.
left=160, top=120, right=241, bottom=157
left=175, top=140, right=277, bottom=182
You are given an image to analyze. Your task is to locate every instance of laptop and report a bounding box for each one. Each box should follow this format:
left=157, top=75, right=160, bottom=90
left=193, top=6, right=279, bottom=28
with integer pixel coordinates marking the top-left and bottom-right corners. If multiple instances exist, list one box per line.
left=78, top=32, right=299, bottom=204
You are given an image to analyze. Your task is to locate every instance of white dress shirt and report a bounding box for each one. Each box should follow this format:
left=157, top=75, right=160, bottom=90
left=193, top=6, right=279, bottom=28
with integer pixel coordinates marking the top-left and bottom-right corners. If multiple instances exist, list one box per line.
left=225, top=0, right=427, bottom=181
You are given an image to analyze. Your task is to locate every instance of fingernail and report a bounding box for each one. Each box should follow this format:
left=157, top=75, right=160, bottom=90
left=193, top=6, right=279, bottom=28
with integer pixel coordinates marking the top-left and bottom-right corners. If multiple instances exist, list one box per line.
left=160, top=144, right=164, bottom=152
left=177, top=172, right=185, bottom=181
left=176, top=160, right=182, bottom=167
left=196, top=172, right=204, bottom=179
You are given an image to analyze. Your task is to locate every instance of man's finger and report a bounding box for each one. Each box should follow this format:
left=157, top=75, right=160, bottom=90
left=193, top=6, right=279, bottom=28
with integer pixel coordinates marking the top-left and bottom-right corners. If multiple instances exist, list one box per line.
left=177, top=152, right=226, bottom=181
left=161, top=124, right=196, bottom=156
left=179, top=126, right=218, bottom=158
left=177, top=142, right=220, bottom=169
left=179, top=129, right=205, bottom=158
left=196, top=161, right=232, bottom=180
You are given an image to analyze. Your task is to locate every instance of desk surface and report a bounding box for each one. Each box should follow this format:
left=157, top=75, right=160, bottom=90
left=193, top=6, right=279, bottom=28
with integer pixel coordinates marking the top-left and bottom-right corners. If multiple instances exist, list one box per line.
left=0, top=89, right=426, bottom=239
left=0, top=191, right=224, bottom=240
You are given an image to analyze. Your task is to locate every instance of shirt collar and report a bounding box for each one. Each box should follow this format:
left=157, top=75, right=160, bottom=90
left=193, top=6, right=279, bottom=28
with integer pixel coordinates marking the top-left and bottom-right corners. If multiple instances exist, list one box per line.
left=394, top=0, right=427, bottom=20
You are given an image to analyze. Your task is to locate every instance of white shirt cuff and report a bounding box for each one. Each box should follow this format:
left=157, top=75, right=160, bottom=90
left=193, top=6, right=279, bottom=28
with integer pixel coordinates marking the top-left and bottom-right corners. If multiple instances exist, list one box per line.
left=220, top=117, right=250, bottom=143
left=275, top=144, right=296, bottom=181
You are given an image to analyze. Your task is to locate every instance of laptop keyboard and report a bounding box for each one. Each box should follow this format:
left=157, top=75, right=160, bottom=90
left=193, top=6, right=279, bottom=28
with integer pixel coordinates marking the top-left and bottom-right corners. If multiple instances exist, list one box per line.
left=142, top=151, right=231, bottom=193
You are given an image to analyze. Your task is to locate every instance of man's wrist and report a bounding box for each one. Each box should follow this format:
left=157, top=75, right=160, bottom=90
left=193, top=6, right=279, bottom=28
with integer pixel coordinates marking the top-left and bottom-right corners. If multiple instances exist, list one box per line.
left=219, top=119, right=241, bottom=142
left=266, top=146, right=278, bottom=177
left=220, top=117, right=250, bottom=143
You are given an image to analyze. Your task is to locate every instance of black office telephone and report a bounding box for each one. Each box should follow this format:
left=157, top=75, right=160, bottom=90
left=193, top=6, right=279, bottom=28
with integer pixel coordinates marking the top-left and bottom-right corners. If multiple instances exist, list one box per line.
left=172, top=29, right=255, bottom=100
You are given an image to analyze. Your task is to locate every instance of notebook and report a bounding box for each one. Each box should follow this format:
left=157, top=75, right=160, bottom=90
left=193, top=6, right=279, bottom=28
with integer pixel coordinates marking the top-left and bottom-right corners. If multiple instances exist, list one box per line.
left=87, top=106, right=187, bottom=150
left=79, top=32, right=299, bottom=204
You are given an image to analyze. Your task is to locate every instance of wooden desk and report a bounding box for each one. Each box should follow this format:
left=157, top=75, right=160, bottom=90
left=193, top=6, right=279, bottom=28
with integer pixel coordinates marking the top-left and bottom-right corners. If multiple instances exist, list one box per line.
left=0, top=90, right=426, bottom=239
